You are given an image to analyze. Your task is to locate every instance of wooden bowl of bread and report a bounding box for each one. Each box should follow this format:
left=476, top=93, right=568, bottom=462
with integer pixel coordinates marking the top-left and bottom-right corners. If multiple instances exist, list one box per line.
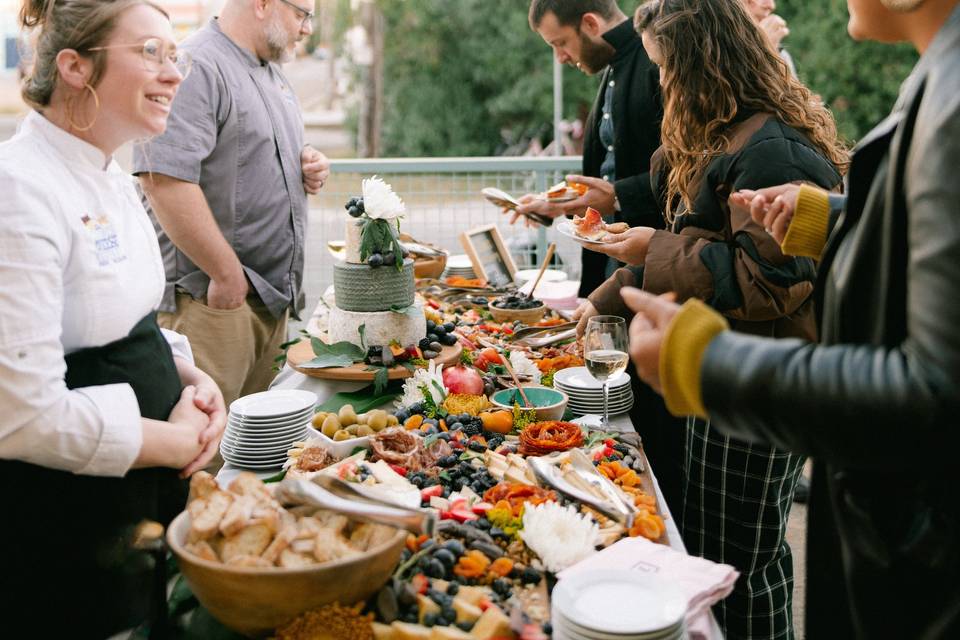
left=167, top=472, right=406, bottom=637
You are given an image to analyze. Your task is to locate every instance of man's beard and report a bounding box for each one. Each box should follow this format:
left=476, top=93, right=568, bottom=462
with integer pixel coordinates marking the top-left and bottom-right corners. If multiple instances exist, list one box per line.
left=576, top=32, right=614, bottom=74
left=265, top=14, right=296, bottom=63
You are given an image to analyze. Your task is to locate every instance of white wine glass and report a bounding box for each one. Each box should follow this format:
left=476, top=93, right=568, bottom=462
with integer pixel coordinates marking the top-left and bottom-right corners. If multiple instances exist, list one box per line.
left=584, top=315, right=629, bottom=428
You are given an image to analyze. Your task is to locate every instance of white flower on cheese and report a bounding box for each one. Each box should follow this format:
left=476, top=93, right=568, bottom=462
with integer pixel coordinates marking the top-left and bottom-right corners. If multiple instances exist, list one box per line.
left=362, top=175, right=405, bottom=221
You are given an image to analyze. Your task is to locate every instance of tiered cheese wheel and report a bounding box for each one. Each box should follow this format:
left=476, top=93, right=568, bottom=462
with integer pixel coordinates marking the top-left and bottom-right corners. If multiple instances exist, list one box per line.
left=330, top=217, right=426, bottom=349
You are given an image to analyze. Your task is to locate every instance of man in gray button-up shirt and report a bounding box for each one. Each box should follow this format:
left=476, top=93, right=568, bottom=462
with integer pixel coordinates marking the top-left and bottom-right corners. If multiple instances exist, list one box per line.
left=134, top=0, right=329, bottom=404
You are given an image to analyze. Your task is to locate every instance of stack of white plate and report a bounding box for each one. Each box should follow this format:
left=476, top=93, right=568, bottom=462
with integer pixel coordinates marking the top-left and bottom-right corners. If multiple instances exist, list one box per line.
left=220, top=389, right=317, bottom=470
left=441, top=254, right=477, bottom=280
left=553, top=367, right=634, bottom=417
left=552, top=570, right=688, bottom=640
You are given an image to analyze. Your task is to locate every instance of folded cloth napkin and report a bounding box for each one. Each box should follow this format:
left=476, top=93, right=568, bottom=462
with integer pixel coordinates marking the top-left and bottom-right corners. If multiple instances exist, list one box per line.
left=558, top=536, right=738, bottom=638
left=519, top=279, right=581, bottom=310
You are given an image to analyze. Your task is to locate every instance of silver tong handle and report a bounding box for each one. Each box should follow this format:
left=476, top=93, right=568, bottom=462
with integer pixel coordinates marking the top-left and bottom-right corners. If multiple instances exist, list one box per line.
left=527, top=456, right=636, bottom=528
left=274, top=477, right=436, bottom=537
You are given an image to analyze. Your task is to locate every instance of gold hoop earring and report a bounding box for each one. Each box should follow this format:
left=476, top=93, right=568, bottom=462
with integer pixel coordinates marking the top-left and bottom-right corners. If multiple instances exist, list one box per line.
left=67, top=83, right=100, bottom=132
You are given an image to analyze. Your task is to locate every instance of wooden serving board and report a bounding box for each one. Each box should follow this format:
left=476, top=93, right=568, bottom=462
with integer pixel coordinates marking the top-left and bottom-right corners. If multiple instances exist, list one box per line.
left=286, top=339, right=462, bottom=381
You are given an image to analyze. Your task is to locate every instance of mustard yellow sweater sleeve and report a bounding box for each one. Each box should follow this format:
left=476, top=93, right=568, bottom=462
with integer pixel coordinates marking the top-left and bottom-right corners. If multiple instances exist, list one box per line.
left=780, top=184, right=831, bottom=258
left=659, top=299, right=729, bottom=419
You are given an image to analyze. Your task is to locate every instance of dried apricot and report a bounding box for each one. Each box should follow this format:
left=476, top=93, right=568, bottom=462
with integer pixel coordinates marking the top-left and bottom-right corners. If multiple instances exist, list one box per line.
left=489, top=557, right=514, bottom=577
left=404, top=414, right=424, bottom=430
left=453, top=550, right=491, bottom=578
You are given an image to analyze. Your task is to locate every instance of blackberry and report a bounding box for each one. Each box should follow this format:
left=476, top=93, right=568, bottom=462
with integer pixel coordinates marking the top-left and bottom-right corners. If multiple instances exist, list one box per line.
left=462, top=422, right=482, bottom=437
left=418, top=338, right=433, bottom=351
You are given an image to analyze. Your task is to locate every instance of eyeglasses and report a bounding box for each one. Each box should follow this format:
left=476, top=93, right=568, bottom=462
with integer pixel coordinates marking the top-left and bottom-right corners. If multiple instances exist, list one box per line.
left=89, top=37, right=192, bottom=79
left=278, top=0, right=315, bottom=30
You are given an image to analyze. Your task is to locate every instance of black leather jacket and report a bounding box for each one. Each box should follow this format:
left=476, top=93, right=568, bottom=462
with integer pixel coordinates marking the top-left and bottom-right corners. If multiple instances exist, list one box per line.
left=697, top=8, right=960, bottom=638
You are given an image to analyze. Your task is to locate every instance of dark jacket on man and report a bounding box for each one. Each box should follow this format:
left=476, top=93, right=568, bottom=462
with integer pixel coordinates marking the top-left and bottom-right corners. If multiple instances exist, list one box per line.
left=579, top=18, right=663, bottom=297
left=692, top=8, right=960, bottom=638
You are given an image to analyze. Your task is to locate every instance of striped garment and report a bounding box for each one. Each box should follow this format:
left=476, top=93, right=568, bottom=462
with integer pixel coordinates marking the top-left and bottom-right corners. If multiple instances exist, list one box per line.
left=680, top=417, right=805, bottom=640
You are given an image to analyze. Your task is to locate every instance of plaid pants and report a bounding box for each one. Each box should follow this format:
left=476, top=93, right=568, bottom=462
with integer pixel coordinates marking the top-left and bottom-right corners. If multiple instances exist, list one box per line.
left=680, top=418, right=805, bottom=640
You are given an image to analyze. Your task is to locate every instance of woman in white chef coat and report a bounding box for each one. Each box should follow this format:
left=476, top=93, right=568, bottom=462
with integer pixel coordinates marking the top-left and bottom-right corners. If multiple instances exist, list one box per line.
left=0, top=1, right=226, bottom=636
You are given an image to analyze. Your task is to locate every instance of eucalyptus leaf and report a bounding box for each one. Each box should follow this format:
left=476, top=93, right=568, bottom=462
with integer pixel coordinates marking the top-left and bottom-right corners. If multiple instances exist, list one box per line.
left=300, top=338, right=365, bottom=369
left=389, top=304, right=416, bottom=317
left=373, top=366, right=390, bottom=395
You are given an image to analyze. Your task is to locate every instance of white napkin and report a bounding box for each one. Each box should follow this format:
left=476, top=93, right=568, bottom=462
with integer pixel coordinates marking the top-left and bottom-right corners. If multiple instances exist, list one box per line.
left=558, top=536, right=739, bottom=638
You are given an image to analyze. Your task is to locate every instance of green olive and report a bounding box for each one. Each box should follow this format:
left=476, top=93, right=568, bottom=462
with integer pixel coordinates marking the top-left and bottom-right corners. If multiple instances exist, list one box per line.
left=338, top=404, right=358, bottom=427
left=345, top=424, right=360, bottom=435
left=367, top=410, right=388, bottom=431
left=333, top=429, right=352, bottom=441
left=311, top=412, right=329, bottom=428
left=356, top=425, right=375, bottom=437
left=321, top=414, right=341, bottom=438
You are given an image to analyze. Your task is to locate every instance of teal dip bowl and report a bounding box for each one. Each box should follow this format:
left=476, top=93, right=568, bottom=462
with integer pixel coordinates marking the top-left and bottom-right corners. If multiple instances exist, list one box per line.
left=490, top=386, right=568, bottom=421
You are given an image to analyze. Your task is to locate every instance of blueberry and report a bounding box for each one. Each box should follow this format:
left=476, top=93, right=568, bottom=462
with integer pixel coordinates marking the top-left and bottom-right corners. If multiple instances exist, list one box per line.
left=489, top=527, right=506, bottom=539
left=423, top=418, right=438, bottom=427
left=426, top=320, right=436, bottom=332
left=492, top=578, right=511, bottom=595
left=457, top=621, right=475, bottom=632
left=443, top=539, right=466, bottom=556
left=394, top=409, right=410, bottom=423
left=355, top=197, right=365, bottom=212
left=441, top=333, right=458, bottom=346
left=420, top=538, right=436, bottom=551
left=368, top=253, right=384, bottom=267
left=440, top=606, right=457, bottom=623
left=418, top=555, right=432, bottom=570
left=542, top=622, right=553, bottom=634
left=433, top=325, right=447, bottom=337
left=425, top=558, right=446, bottom=579
left=347, top=205, right=361, bottom=217
left=383, top=251, right=396, bottom=266
left=422, top=612, right=438, bottom=627
left=437, top=431, right=452, bottom=441
left=468, top=441, right=486, bottom=453
left=402, top=611, right=418, bottom=623
left=475, top=518, right=491, bottom=530
left=442, top=322, right=456, bottom=333
left=427, top=333, right=440, bottom=343
left=409, top=475, right=424, bottom=488
left=438, top=454, right=458, bottom=468
left=450, top=422, right=464, bottom=431
left=433, top=548, right=456, bottom=570
left=521, top=567, right=542, bottom=584
left=409, top=402, right=425, bottom=414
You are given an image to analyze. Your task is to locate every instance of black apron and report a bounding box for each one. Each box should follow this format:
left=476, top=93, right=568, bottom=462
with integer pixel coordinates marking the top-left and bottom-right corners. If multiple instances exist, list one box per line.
left=0, top=313, right=187, bottom=639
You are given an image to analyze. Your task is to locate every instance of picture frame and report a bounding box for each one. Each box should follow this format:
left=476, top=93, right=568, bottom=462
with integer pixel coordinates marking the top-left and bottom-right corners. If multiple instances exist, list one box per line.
left=459, top=224, right=518, bottom=288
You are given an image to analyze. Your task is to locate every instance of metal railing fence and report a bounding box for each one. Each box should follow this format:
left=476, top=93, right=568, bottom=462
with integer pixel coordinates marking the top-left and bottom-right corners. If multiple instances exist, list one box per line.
left=301, top=156, right=583, bottom=315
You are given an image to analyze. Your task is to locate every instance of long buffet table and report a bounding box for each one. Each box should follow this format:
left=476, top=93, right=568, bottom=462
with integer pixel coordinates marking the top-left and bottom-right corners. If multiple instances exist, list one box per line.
left=217, top=362, right=724, bottom=639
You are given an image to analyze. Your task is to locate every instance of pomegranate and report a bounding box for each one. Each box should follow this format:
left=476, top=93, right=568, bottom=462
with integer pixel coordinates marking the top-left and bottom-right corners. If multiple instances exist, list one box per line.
left=442, top=364, right=485, bottom=395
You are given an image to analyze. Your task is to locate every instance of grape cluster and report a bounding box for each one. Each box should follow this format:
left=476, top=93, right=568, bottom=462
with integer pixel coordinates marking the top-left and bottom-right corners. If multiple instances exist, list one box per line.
left=344, top=195, right=365, bottom=218
left=423, top=320, right=458, bottom=348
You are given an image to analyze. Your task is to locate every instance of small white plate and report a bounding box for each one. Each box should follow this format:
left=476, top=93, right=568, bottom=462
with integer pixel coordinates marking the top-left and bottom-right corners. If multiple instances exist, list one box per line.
left=229, top=389, right=317, bottom=419
left=514, top=268, right=568, bottom=285
left=557, top=220, right=605, bottom=245
left=553, top=569, right=687, bottom=635
left=227, top=406, right=314, bottom=424
left=554, top=367, right=630, bottom=390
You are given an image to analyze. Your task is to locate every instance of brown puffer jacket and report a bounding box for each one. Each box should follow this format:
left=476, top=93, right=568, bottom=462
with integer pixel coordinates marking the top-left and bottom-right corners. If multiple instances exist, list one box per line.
left=588, top=113, right=842, bottom=340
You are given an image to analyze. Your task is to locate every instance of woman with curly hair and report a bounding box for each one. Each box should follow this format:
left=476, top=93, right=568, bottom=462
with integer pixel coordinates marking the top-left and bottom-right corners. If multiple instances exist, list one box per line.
left=581, top=0, right=847, bottom=637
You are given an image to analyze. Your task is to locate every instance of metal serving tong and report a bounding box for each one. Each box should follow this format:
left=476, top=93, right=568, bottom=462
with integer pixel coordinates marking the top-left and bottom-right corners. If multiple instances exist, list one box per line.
left=528, top=449, right=636, bottom=528
left=274, top=476, right=436, bottom=537
left=507, top=322, right=578, bottom=348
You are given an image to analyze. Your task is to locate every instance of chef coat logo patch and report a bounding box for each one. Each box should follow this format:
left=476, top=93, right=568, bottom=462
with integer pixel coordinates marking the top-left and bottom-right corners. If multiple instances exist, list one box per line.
left=80, top=214, right=127, bottom=266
